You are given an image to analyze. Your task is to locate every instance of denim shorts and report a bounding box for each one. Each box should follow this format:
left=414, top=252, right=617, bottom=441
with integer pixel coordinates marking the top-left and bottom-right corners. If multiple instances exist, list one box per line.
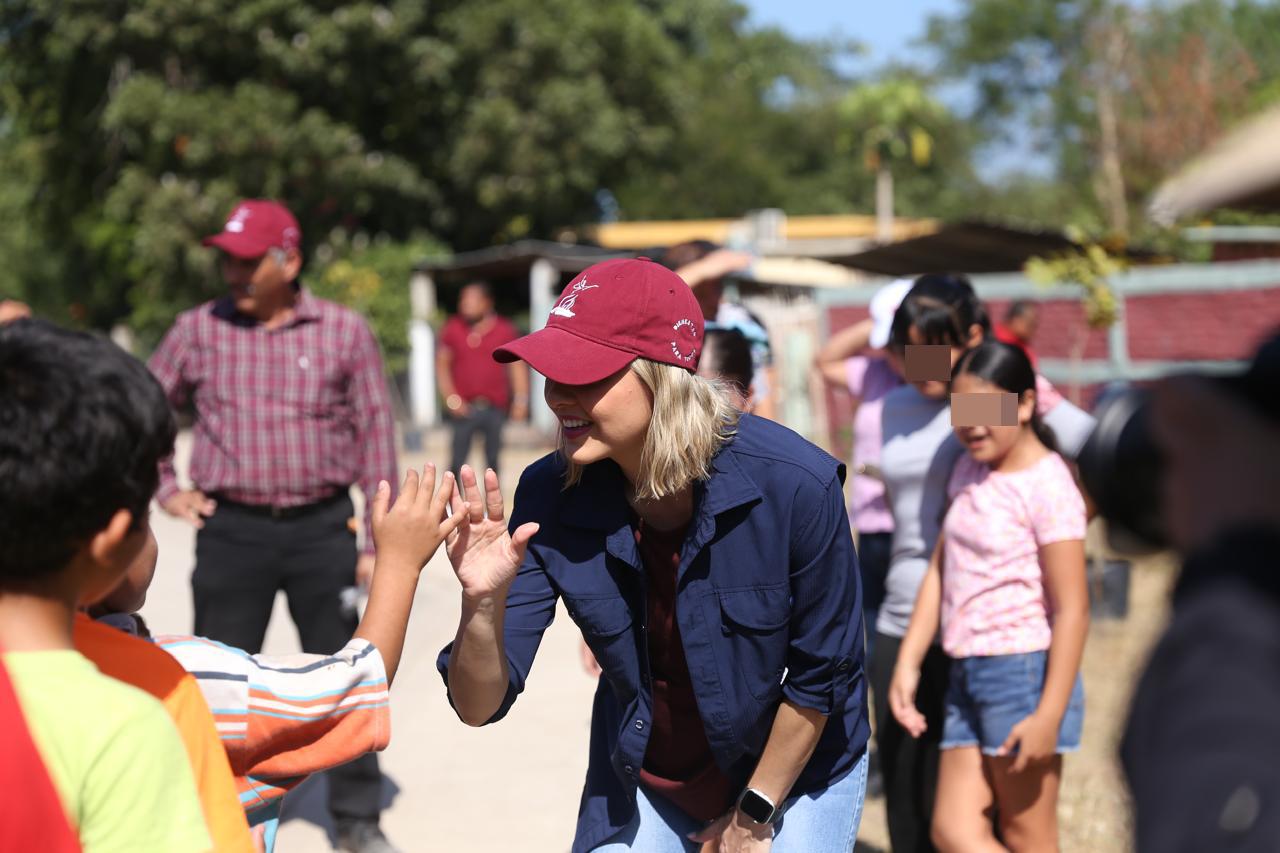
left=940, top=649, right=1084, bottom=756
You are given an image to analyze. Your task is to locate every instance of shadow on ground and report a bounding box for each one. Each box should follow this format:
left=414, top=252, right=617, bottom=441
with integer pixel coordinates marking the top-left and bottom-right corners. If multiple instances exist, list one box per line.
left=280, top=771, right=403, bottom=846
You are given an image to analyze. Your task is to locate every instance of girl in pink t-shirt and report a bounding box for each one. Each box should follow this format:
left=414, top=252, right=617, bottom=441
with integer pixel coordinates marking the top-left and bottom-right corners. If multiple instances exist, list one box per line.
left=888, top=341, right=1088, bottom=852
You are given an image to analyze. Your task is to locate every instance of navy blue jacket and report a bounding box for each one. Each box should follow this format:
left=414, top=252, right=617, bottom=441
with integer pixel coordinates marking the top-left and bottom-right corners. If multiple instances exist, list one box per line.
left=437, top=415, right=870, bottom=851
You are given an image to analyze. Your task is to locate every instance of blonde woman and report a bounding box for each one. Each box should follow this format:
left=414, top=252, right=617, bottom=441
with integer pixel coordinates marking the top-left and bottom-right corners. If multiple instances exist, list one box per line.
left=436, top=259, right=870, bottom=853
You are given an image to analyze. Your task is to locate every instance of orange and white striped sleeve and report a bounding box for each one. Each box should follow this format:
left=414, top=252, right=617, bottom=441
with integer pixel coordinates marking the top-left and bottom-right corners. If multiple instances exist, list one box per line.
left=154, top=635, right=391, bottom=816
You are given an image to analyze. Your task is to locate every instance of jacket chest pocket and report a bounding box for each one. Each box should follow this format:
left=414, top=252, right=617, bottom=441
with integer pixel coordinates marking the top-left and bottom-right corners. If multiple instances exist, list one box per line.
left=717, top=585, right=791, bottom=701
left=566, top=595, right=637, bottom=692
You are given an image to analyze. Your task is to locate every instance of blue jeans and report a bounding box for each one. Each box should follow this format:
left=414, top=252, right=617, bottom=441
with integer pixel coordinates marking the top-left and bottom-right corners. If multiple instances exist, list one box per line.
left=590, top=751, right=868, bottom=852
left=941, top=650, right=1085, bottom=755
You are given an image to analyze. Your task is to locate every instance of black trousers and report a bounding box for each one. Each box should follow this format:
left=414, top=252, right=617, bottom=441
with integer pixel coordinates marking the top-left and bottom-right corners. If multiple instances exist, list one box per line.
left=193, top=494, right=382, bottom=822
left=857, top=532, right=893, bottom=659
left=448, top=401, right=506, bottom=475
left=870, top=631, right=951, bottom=853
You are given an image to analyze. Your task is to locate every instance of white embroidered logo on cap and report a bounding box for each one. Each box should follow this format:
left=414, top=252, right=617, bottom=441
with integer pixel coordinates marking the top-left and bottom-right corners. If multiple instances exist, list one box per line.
left=225, top=206, right=252, bottom=233
left=550, top=278, right=599, bottom=319
left=670, top=318, right=699, bottom=363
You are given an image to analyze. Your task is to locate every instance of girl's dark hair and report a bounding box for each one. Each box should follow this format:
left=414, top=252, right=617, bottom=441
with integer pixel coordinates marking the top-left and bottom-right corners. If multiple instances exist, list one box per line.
left=952, top=341, right=1058, bottom=452
left=699, top=328, right=754, bottom=393
left=888, top=273, right=992, bottom=353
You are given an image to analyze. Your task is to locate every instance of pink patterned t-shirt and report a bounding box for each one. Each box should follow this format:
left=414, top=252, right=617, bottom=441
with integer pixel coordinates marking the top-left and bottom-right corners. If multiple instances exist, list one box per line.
left=940, top=451, right=1086, bottom=658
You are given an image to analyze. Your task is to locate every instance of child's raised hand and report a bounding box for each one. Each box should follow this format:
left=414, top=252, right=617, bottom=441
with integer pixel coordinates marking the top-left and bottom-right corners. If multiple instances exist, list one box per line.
left=996, top=711, right=1059, bottom=772
left=888, top=664, right=929, bottom=738
left=370, top=464, right=468, bottom=575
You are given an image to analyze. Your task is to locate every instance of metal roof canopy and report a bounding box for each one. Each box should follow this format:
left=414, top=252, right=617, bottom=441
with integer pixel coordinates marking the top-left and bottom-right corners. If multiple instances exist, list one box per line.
left=414, top=239, right=632, bottom=284
left=828, top=221, right=1159, bottom=276
left=566, top=214, right=939, bottom=252
left=1150, top=105, right=1280, bottom=224
left=416, top=239, right=873, bottom=292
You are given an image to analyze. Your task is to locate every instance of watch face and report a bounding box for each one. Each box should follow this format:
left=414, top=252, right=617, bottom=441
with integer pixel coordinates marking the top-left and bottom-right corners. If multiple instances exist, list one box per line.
left=738, top=789, right=775, bottom=824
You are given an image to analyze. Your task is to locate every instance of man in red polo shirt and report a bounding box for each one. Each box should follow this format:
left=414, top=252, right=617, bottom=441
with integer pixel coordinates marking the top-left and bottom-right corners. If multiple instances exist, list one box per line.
left=436, top=281, right=529, bottom=476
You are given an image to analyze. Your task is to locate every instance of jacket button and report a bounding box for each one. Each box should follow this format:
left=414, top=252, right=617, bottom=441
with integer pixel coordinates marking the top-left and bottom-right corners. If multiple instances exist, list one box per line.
left=836, top=658, right=852, bottom=673
left=1220, top=785, right=1261, bottom=834
left=623, top=764, right=635, bottom=775
left=634, top=720, right=645, bottom=731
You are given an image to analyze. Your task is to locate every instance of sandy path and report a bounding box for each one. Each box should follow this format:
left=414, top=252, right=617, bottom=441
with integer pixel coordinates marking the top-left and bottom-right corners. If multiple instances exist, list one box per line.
left=143, top=432, right=1166, bottom=852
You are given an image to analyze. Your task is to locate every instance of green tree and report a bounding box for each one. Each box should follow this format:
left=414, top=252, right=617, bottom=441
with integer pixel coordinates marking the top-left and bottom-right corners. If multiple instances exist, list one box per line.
left=0, top=0, right=747, bottom=342
left=924, top=0, right=1280, bottom=237
left=308, top=234, right=447, bottom=376
left=833, top=76, right=979, bottom=221
left=610, top=12, right=860, bottom=219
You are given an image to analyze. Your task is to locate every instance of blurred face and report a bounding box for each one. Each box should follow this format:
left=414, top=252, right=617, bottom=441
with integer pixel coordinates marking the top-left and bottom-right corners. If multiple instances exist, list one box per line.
left=951, top=373, right=1035, bottom=465
left=220, top=249, right=300, bottom=318
left=903, top=325, right=978, bottom=400
left=544, top=366, right=653, bottom=479
left=458, top=284, right=494, bottom=323
left=1008, top=308, right=1040, bottom=343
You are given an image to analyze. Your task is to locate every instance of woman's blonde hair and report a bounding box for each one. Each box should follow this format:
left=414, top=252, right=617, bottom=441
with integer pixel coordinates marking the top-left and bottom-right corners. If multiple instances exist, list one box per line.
left=560, top=359, right=741, bottom=499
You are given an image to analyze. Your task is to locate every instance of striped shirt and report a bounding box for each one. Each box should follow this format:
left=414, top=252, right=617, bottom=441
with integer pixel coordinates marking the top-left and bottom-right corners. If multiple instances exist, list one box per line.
left=147, top=289, right=397, bottom=552
left=153, top=635, right=391, bottom=819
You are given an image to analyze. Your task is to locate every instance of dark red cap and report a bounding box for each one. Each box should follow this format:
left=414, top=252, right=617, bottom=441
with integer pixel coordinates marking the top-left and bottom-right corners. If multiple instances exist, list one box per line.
left=495, top=257, right=703, bottom=385
left=202, top=200, right=301, bottom=258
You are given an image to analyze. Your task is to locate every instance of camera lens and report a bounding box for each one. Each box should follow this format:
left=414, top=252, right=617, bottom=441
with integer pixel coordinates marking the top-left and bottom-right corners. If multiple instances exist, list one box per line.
left=1077, top=386, right=1168, bottom=554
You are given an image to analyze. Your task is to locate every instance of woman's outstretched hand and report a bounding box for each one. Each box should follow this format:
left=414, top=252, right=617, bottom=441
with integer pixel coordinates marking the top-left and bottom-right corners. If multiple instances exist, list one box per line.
left=445, top=465, right=540, bottom=602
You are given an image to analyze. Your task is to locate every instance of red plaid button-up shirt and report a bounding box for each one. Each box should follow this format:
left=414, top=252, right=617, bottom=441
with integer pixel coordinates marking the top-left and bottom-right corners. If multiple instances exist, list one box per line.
left=148, top=289, right=397, bottom=554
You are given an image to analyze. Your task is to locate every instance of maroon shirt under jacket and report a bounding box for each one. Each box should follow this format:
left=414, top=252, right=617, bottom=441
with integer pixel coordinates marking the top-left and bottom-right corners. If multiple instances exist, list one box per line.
left=635, top=518, right=736, bottom=822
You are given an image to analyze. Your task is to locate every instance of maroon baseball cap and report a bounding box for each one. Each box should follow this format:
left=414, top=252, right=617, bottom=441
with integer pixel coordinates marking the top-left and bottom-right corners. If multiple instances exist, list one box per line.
left=202, top=200, right=301, bottom=258
left=495, top=257, right=704, bottom=385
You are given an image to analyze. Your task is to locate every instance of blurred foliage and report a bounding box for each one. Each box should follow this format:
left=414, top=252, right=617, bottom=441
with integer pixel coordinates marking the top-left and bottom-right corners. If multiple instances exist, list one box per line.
left=924, top=0, right=1280, bottom=239
left=308, top=234, right=448, bottom=375
left=1025, top=234, right=1124, bottom=329
left=834, top=76, right=979, bottom=218
left=610, top=8, right=859, bottom=218
left=0, top=0, right=760, bottom=344
left=2, top=0, right=1279, bottom=356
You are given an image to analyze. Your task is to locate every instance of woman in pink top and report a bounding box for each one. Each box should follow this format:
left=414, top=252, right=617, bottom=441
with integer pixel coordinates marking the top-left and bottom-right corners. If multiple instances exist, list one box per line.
left=888, top=341, right=1089, bottom=852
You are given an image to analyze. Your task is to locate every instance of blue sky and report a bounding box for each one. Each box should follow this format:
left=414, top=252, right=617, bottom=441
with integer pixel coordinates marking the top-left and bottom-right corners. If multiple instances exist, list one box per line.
left=742, top=0, right=963, bottom=74
left=742, top=0, right=1049, bottom=178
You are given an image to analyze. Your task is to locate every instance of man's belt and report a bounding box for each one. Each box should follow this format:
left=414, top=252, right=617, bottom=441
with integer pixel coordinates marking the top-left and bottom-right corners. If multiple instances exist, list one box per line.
left=209, top=491, right=347, bottom=520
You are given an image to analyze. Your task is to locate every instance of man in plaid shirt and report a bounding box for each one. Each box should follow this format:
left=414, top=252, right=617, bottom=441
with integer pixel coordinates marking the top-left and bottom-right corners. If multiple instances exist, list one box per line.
left=148, top=199, right=400, bottom=853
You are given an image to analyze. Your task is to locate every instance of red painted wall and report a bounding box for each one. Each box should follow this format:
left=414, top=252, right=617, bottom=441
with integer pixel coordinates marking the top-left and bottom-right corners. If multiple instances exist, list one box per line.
left=832, top=286, right=1280, bottom=364
left=1121, top=290, right=1280, bottom=361
left=1212, top=243, right=1280, bottom=263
